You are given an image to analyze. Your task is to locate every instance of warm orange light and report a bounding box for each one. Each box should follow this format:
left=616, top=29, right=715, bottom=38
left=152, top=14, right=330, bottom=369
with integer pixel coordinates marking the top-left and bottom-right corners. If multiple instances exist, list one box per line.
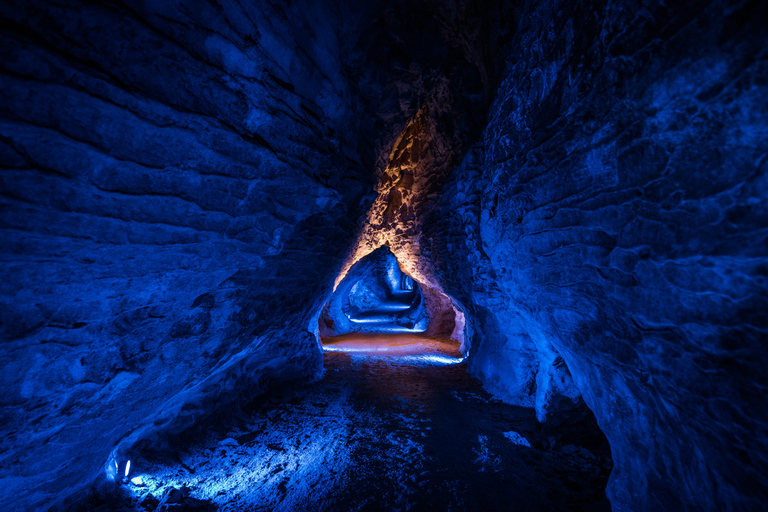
left=330, top=99, right=466, bottom=348
left=321, top=333, right=461, bottom=359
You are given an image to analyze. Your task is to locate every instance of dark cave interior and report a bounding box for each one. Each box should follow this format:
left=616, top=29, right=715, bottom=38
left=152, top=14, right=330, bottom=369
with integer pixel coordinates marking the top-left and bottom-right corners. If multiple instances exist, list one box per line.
left=0, top=0, right=766, bottom=511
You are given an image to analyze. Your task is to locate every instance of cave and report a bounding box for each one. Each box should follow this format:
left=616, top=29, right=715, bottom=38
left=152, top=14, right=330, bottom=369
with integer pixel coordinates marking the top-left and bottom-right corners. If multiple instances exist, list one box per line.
left=0, top=0, right=766, bottom=511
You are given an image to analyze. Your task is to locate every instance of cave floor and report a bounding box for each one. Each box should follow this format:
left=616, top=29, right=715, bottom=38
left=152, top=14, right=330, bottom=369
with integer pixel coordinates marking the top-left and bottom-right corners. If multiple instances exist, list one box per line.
left=321, top=332, right=466, bottom=361
left=101, top=337, right=612, bottom=511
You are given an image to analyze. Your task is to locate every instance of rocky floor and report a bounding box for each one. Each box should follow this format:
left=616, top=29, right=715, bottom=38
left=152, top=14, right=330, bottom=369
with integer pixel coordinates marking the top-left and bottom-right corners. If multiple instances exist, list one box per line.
left=76, top=337, right=612, bottom=511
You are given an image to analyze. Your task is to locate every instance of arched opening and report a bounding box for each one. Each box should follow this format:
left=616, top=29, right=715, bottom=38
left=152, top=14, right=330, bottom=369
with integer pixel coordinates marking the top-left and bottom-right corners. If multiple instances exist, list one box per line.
left=317, top=245, right=464, bottom=363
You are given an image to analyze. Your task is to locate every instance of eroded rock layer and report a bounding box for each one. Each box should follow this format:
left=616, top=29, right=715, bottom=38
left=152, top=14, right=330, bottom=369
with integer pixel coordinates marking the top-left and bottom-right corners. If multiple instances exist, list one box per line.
left=0, top=1, right=380, bottom=509
left=421, top=0, right=768, bottom=510
left=319, top=246, right=434, bottom=336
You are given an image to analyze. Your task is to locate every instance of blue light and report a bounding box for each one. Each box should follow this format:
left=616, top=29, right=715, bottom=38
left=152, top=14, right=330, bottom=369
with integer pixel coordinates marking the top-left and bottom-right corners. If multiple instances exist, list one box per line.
left=106, top=457, right=133, bottom=483
left=322, top=345, right=464, bottom=365
left=398, top=354, right=465, bottom=365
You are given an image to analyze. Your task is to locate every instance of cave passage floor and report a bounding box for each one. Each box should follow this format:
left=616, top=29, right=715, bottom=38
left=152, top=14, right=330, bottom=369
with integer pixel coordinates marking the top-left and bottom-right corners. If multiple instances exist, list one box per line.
left=111, top=336, right=612, bottom=511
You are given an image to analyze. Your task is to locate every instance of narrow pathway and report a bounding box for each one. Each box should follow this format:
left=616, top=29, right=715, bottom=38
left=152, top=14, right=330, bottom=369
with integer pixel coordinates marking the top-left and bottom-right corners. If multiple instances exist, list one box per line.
left=106, top=337, right=612, bottom=511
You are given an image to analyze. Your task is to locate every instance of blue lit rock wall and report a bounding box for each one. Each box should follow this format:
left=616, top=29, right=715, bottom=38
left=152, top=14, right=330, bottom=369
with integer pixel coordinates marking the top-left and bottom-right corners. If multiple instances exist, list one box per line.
left=2, top=0, right=765, bottom=510
left=0, top=1, right=376, bottom=509
left=423, top=0, right=768, bottom=510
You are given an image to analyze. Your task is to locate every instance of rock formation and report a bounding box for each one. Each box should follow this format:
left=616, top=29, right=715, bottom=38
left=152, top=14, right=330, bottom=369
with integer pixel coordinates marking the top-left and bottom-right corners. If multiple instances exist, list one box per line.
left=319, top=246, right=436, bottom=337
left=422, top=1, right=768, bottom=509
left=0, top=0, right=765, bottom=510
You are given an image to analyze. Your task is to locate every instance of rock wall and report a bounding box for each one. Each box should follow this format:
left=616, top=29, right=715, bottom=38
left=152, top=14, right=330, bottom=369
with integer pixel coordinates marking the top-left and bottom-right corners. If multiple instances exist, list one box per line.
left=423, top=0, right=768, bottom=510
left=0, top=1, right=378, bottom=509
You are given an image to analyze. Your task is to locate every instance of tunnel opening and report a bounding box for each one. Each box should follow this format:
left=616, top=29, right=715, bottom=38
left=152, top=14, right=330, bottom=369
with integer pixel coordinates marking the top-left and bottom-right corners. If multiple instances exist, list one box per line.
left=317, top=244, right=465, bottom=364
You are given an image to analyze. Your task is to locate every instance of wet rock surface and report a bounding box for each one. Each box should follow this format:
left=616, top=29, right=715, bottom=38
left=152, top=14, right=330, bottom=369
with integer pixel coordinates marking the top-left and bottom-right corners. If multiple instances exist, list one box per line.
left=421, top=0, right=768, bottom=510
left=319, top=246, right=432, bottom=336
left=73, top=348, right=611, bottom=512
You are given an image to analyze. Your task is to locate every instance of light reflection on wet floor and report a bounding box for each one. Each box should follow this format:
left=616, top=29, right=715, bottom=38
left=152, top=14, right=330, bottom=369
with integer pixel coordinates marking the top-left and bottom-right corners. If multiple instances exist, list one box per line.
left=322, top=333, right=465, bottom=367
left=126, top=335, right=612, bottom=511
left=322, top=333, right=462, bottom=355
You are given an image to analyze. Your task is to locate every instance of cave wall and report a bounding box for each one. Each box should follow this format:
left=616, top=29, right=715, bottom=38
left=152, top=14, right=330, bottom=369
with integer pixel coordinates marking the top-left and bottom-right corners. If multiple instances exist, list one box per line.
left=423, top=0, right=768, bottom=510
left=2, top=0, right=766, bottom=510
left=0, top=1, right=378, bottom=509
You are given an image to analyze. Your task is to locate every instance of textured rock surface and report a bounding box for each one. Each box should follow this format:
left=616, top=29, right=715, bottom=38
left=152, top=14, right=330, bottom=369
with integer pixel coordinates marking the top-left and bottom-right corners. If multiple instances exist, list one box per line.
left=332, top=0, right=512, bottom=347
left=0, top=1, right=379, bottom=509
left=319, top=246, right=434, bottom=336
left=422, top=0, right=768, bottom=510
left=1, top=0, right=766, bottom=510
